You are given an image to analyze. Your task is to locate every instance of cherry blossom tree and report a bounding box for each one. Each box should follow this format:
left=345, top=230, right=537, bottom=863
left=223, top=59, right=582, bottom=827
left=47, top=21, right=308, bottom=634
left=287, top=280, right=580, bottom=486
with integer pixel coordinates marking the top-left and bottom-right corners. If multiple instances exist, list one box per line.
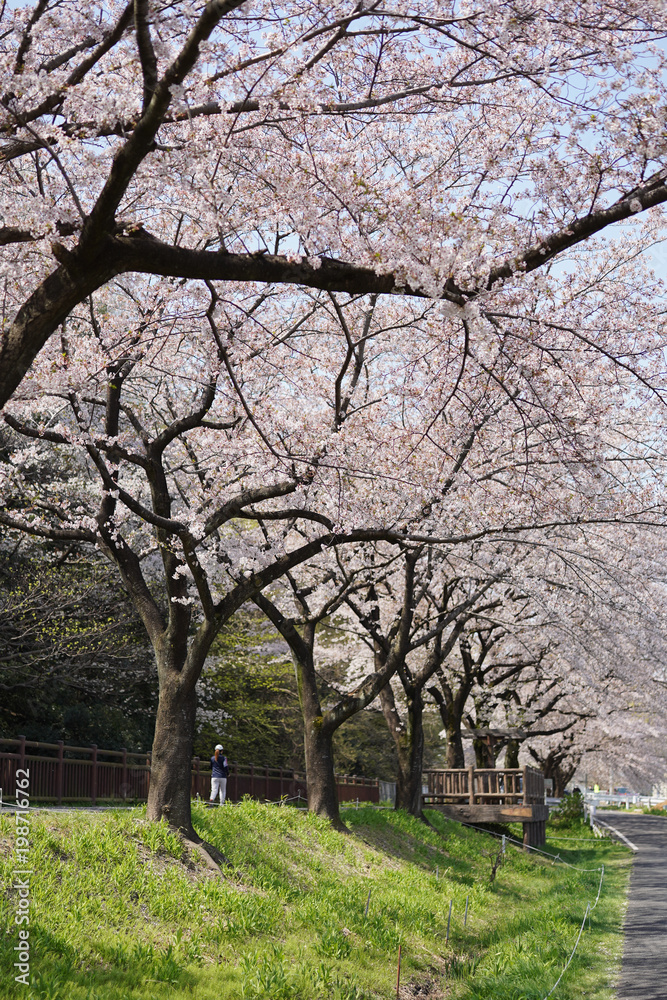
left=345, top=544, right=503, bottom=815
left=2, top=260, right=667, bottom=840
left=252, top=539, right=499, bottom=825
left=252, top=545, right=418, bottom=830
left=471, top=524, right=667, bottom=789
left=3, top=1, right=667, bottom=842
left=0, top=313, right=400, bottom=842
left=2, top=2, right=667, bottom=405
left=359, top=525, right=667, bottom=806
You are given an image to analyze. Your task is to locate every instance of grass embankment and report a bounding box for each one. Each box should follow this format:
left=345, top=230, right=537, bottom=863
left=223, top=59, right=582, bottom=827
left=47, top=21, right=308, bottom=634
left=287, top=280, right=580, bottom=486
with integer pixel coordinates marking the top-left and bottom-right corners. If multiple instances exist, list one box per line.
left=0, top=802, right=631, bottom=1000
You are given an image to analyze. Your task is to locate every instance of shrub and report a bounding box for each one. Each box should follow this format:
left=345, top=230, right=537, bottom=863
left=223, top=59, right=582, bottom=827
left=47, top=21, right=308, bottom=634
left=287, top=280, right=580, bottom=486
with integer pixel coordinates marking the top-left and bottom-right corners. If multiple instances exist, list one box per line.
left=551, top=789, right=584, bottom=825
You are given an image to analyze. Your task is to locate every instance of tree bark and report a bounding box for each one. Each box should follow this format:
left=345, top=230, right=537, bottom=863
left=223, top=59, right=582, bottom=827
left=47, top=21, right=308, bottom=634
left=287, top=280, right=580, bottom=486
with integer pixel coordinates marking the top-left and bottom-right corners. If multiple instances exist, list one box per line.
left=146, top=669, right=197, bottom=838
left=530, top=747, right=580, bottom=798
left=268, top=611, right=346, bottom=830
left=303, top=717, right=344, bottom=830
left=505, top=738, right=520, bottom=768
left=397, top=689, right=425, bottom=815
left=253, top=590, right=404, bottom=831
left=429, top=681, right=466, bottom=768
left=378, top=678, right=425, bottom=816
left=473, top=737, right=488, bottom=769
left=549, top=761, right=578, bottom=798
left=296, top=644, right=347, bottom=831
left=445, top=719, right=465, bottom=768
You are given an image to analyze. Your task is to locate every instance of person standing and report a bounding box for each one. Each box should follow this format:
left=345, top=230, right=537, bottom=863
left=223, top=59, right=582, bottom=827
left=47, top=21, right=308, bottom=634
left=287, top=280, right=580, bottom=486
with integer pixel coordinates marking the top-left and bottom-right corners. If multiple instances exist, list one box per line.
left=208, top=744, right=229, bottom=806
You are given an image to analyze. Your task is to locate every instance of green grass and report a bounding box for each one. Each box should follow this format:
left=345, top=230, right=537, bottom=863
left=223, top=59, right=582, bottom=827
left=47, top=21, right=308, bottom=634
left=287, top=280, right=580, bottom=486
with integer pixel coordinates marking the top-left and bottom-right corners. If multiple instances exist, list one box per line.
left=0, top=802, right=631, bottom=999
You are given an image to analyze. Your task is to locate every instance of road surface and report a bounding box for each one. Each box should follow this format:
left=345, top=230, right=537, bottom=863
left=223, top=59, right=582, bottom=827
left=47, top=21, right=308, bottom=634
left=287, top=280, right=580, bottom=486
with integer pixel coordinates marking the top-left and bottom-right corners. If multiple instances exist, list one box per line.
left=598, top=811, right=667, bottom=1000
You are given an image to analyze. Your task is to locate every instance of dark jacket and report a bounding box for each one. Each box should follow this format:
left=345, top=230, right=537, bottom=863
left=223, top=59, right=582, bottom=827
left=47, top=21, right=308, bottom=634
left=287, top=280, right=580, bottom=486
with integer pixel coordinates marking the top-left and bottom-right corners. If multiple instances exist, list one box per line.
left=211, top=754, right=229, bottom=778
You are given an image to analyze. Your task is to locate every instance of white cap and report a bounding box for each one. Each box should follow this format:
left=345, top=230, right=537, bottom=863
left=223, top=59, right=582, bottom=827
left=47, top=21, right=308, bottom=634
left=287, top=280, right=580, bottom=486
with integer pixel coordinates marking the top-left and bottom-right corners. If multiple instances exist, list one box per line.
left=215, top=744, right=223, bottom=751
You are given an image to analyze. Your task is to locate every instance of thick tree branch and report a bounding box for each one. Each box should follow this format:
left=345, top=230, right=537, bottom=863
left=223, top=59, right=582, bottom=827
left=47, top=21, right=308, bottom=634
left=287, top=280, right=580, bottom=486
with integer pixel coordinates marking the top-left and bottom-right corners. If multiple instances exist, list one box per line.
left=135, top=0, right=158, bottom=113
left=0, top=513, right=95, bottom=543
left=4, top=166, right=667, bottom=412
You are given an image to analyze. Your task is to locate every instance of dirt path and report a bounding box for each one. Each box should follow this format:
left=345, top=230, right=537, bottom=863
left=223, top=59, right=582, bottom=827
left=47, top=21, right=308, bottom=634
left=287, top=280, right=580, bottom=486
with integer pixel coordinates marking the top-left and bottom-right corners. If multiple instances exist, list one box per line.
left=598, top=811, right=667, bottom=1000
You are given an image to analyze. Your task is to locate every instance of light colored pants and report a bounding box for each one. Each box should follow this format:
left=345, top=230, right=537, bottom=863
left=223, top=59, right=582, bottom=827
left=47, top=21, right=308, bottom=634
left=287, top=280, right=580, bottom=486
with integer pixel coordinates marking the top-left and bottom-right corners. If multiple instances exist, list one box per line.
left=210, top=776, right=227, bottom=803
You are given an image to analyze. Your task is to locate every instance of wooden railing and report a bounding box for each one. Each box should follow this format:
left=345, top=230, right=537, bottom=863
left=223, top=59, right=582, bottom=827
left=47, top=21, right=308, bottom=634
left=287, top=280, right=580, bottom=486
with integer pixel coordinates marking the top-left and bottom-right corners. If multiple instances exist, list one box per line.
left=0, top=737, right=379, bottom=805
left=423, top=766, right=544, bottom=806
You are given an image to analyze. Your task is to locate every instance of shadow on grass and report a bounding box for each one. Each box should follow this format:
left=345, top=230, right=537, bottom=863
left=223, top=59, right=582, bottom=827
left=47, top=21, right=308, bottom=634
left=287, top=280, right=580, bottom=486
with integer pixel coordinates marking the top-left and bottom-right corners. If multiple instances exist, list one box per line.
left=342, top=806, right=480, bottom=884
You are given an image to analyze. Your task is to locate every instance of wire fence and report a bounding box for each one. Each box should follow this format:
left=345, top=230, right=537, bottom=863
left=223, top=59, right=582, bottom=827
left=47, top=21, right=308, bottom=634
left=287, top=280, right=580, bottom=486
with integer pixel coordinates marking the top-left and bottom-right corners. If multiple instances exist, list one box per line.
left=455, top=819, right=610, bottom=999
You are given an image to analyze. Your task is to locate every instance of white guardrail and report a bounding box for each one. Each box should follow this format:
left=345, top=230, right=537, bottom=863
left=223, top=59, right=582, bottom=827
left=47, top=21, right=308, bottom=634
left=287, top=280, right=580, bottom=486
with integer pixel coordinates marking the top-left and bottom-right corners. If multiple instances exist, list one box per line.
left=583, top=791, right=666, bottom=809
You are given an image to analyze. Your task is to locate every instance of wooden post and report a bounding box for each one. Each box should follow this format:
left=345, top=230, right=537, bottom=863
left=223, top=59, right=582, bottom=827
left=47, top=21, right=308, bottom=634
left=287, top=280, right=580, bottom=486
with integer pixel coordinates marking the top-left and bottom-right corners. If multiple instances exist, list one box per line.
left=250, top=763, right=255, bottom=799
left=523, top=821, right=538, bottom=849
left=234, top=761, right=238, bottom=801
left=56, top=740, right=64, bottom=806
left=468, top=765, right=475, bottom=805
left=279, top=767, right=284, bottom=799
left=266, top=765, right=270, bottom=800
left=121, top=748, right=127, bottom=800
left=18, top=735, right=26, bottom=774
left=194, top=756, right=200, bottom=799
left=91, top=745, right=98, bottom=806
left=521, top=765, right=527, bottom=804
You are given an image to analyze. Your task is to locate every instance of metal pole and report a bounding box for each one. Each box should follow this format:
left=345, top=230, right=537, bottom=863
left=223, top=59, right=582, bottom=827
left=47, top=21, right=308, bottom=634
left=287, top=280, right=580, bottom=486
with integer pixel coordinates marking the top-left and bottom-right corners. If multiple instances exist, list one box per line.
left=464, top=895, right=469, bottom=927
left=396, top=944, right=402, bottom=999
left=364, top=889, right=371, bottom=918
left=446, top=899, right=453, bottom=944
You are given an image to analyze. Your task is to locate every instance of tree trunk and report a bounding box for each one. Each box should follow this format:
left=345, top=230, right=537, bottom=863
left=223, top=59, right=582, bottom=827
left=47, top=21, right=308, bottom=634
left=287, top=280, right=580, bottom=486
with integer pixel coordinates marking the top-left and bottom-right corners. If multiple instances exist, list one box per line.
left=378, top=676, right=425, bottom=817
left=428, top=677, right=467, bottom=768
left=505, top=738, right=520, bottom=768
left=292, top=632, right=346, bottom=831
left=551, top=766, right=567, bottom=798
left=473, top=737, right=487, bottom=768
left=147, top=670, right=197, bottom=838
left=445, top=720, right=465, bottom=768
left=532, top=750, right=579, bottom=798
left=395, top=689, right=425, bottom=816
left=473, top=734, right=497, bottom=768
left=551, top=762, right=577, bottom=797
left=304, top=718, right=345, bottom=830
left=253, top=592, right=403, bottom=832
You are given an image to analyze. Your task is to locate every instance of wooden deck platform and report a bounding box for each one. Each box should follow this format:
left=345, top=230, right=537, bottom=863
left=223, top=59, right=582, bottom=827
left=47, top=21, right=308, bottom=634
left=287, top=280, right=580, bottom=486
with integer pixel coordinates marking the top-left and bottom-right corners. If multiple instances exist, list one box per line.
left=423, top=766, right=548, bottom=847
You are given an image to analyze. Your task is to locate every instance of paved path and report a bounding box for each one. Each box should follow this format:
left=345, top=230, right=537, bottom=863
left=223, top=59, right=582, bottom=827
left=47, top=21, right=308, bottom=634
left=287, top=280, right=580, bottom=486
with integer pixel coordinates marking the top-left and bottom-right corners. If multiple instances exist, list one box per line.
left=598, top=812, right=667, bottom=1000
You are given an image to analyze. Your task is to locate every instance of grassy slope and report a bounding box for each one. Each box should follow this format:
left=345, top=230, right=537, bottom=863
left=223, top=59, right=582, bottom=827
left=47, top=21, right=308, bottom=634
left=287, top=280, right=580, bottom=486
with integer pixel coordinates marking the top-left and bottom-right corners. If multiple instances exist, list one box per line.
left=0, top=803, right=631, bottom=1000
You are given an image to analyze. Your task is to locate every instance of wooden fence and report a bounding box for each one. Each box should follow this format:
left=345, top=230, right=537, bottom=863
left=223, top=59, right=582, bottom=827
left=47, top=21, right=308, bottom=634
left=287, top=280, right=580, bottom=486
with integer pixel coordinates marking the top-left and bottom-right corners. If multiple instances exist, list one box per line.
left=0, top=737, right=379, bottom=805
left=423, top=766, right=545, bottom=806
